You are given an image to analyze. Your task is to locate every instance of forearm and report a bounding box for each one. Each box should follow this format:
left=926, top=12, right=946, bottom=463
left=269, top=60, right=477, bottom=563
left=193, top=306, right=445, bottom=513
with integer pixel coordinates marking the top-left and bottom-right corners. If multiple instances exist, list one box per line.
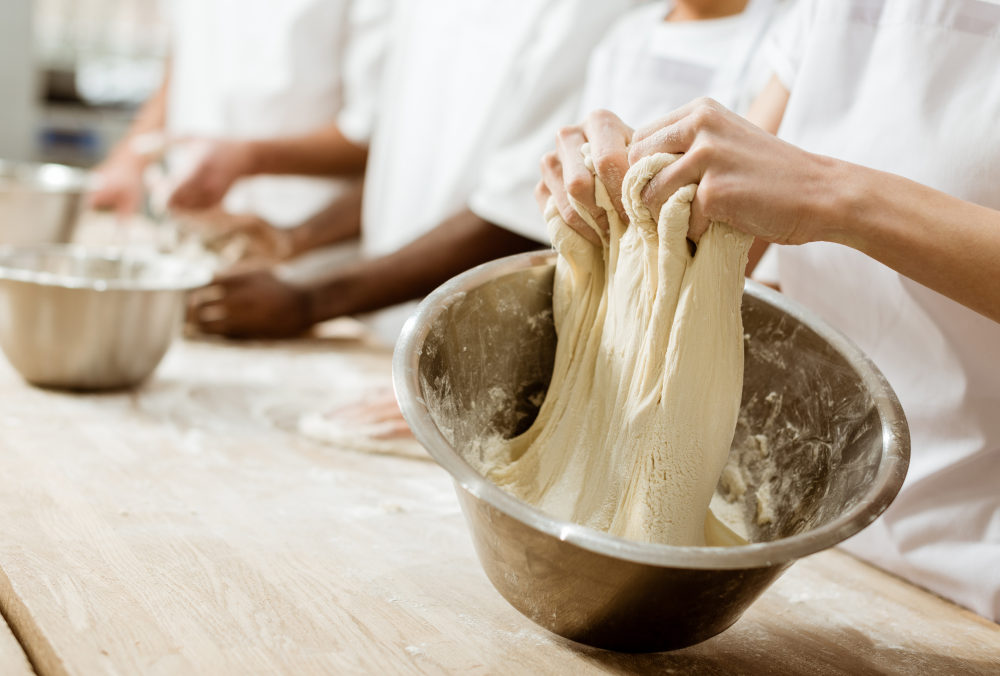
left=824, top=162, right=1000, bottom=323
left=246, top=123, right=368, bottom=178
left=287, top=180, right=364, bottom=256
left=306, top=210, right=546, bottom=321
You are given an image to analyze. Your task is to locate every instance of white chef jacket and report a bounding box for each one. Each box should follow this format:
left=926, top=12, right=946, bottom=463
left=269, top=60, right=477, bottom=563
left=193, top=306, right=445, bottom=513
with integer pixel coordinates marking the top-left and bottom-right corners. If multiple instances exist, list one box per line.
left=167, top=0, right=367, bottom=228
left=354, top=0, right=634, bottom=344
left=579, top=0, right=790, bottom=128
left=768, top=0, right=1000, bottom=620
left=360, top=0, right=634, bottom=258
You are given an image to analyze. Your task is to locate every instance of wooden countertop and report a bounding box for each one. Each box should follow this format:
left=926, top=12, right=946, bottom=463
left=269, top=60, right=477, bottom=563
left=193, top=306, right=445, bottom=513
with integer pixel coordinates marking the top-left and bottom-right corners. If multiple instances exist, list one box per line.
left=0, top=611, right=33, bottom=676
left=0, top=333, right=997, bottom=676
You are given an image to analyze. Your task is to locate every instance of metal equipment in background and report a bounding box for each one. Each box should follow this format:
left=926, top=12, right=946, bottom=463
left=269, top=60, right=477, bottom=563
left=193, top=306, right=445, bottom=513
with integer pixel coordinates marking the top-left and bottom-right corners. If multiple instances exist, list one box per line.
left=0, top=160, right=90, bottom=245
left=0, top=0, right=37, bottom=163
left=32, top=0, right=169, bottom=166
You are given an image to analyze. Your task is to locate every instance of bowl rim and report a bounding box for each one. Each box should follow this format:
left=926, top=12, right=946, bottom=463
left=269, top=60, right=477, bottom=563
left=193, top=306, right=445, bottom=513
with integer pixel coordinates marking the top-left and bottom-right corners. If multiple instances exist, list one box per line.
left=393, top=250, right=910, bottom=570
left=0, top=160, right=91, bottom=193
left=0, top=244, right=213, bottom=291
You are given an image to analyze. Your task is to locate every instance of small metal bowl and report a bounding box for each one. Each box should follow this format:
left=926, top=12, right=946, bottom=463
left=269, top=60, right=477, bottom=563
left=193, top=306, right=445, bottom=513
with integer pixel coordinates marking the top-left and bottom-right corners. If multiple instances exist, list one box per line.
left=394, top=251, right=909, bottom=653
left=0, top=160, right=90, bottom=245
left=0, top=245, right=211, bottom=390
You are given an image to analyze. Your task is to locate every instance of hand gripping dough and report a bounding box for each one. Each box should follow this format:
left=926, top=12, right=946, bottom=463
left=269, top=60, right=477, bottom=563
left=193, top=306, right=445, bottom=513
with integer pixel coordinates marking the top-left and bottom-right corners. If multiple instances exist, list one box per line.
left=476, top=148, right=753, bottom=547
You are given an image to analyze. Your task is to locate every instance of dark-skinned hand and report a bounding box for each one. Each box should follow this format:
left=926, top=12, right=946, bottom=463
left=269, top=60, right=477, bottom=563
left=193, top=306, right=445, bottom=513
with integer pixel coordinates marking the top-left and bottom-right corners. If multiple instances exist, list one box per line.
left=188, top=268, right=313, bottom=339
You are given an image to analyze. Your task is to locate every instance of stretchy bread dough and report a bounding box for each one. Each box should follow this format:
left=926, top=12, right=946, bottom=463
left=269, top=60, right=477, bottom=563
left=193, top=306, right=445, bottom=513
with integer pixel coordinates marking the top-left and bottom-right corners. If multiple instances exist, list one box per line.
left=475, top=148, right=753, bottom=546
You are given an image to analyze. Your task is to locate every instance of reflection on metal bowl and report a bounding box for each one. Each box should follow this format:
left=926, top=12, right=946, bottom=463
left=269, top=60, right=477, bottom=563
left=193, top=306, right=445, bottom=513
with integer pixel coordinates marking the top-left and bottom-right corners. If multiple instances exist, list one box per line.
left=0, top=245, right=211, bottom=390
left=0, top=160, right=90, bottom=245
left=393, top=251, right=910, bottom=653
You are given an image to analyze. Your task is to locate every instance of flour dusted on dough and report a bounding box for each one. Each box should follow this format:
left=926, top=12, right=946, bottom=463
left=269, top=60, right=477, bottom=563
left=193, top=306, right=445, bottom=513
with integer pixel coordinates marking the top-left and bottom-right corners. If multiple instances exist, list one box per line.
left=473, top=149, right=752, bottom=546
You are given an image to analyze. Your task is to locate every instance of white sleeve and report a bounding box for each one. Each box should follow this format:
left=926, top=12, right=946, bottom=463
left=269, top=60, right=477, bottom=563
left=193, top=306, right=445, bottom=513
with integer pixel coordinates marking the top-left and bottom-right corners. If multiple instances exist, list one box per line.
left=468, top=93, right=581, bottom=245
left=337, top=0, right=393, bottom=147
left=468, top=0, right=634, bottom=244
left=765, top=0, right=817, bottom=91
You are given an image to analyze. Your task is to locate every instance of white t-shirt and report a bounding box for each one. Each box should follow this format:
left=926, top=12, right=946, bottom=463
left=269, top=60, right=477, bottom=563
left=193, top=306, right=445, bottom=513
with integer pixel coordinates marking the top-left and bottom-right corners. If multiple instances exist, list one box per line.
left=768, top=0, right=1000, bottom=621
left=167, top=0, right=380, bottom=228
left=360, top=0, right=634, bottom=258
left=579, top=0, right=790, bottom=128
left=335, top=0, right=392, bottom=148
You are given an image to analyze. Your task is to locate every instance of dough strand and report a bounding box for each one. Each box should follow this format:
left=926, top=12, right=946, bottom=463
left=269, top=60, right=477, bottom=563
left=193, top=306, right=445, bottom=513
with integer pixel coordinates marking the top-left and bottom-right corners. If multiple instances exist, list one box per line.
left=474, top=149, right=752, bottom=547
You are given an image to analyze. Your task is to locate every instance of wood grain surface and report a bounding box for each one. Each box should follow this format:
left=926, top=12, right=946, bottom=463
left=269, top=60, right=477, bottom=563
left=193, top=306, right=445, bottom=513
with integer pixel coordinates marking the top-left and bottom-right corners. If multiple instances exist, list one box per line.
left=0, top=604, right=34, bottom=676
left=0, top=334, right=997, bottom=676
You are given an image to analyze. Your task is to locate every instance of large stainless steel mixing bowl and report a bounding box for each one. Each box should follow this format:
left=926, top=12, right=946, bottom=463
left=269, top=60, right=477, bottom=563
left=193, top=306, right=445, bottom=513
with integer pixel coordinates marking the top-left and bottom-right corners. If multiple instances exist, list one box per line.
left=0, top=245, right=211, bottom=390
left=0, top=160, right=89, bottom=245
left=394, top=251, right=909, bottom=653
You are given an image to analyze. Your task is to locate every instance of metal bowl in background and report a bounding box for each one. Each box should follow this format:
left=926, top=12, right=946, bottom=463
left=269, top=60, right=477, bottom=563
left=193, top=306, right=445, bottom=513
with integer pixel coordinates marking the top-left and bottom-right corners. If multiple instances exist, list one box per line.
left=0, top=245, right=211, bottom=390
left=394, top=251, right=909, bottom=653
left=0, top=160, right=90, bottom=245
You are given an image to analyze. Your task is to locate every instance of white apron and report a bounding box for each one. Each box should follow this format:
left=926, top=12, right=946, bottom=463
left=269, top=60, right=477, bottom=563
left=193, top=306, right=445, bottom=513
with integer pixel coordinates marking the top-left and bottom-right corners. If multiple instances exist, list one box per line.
left=769, top=0, right=1000, bottom=620
left=166, top=0, right=352, bottom=227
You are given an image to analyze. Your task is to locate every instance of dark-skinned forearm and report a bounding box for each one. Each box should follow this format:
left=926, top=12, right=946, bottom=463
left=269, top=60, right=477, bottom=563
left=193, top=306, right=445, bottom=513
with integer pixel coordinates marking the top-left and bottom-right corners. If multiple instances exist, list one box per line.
left=287, top=180, right=365, bottom=257
left=306, top=209, right=547, bottom=322
left=247, top=123, right=368, bottom=178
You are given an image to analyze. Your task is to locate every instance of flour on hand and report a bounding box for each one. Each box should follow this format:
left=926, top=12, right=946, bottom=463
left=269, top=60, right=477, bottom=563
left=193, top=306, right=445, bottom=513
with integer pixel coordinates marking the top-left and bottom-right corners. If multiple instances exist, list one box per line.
left=473, top=147, right=753, bottom=547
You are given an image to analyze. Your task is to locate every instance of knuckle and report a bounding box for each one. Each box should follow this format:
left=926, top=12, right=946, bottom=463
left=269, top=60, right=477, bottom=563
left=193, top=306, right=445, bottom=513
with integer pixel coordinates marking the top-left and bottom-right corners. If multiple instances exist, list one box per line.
left=540, top=151, right=559, bottom=172
left=627, top=143, right=645, bottom=165
left=562, top=206, right=583, bottom=227
left=591, top=150, right=623, bottom=179
left=564, top=173, right=592, bottom=198
left=590, top=109, right=614, bottom=124
left=690, top=105, right=716, bottom=129
left=555, top=125, right=581, bottom=141
left=692, top=96, right=721, bottom=112
left=689, top=140, right=718, bottom=164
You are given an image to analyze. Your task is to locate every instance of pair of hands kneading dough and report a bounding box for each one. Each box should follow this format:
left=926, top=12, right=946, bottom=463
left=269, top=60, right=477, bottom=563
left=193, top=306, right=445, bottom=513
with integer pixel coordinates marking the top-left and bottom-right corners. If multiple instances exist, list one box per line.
left=474, top=143, right=752, bottom=547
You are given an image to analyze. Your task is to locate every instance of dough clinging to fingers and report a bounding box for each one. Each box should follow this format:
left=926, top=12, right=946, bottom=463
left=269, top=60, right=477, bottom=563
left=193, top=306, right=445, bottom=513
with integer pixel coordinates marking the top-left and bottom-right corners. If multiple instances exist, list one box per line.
left=475, top=147, right=752, bottom=547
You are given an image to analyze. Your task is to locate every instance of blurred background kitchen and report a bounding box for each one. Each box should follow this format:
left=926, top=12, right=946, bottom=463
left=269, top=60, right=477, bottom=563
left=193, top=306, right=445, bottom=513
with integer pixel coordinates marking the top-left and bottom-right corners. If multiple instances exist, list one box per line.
left=2, top=0, right=168, bottom=167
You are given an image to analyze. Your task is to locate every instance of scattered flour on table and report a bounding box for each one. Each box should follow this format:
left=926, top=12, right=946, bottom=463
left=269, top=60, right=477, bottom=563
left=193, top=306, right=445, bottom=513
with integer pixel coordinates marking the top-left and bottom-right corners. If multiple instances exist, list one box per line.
left=299, top=410, right=430, bottom=460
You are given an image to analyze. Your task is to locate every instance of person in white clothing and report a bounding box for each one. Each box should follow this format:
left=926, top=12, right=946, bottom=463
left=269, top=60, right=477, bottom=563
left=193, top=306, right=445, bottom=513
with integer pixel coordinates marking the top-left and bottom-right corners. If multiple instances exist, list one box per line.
left=90, top=0, right=382, bottom=260
left=190, top=0, right=635, bottom=340
left=541, top=0, right=1000, bottom=622
left=540, top=0, right=790, bottom=274
left=580, top=0, right=788, bottom=127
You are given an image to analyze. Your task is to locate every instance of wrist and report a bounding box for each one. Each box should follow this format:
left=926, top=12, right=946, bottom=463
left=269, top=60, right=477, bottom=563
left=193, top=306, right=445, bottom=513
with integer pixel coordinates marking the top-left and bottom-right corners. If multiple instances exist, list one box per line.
left=241, top=140, right=267, bottom=176
left=819, top=159, right=876, bottom=252
left=303, top=275, right=351, bottom=325
left=795, top=155, right=862, bottom=248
